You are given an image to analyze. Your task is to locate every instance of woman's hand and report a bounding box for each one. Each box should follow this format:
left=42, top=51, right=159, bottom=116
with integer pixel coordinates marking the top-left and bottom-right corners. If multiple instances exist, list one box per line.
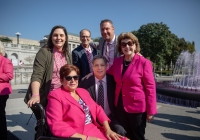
left=104, top=129, right=124, bottom=140
left=27, top=95, right=40, bottom=108
left=147, top=114, right=154, bottom=123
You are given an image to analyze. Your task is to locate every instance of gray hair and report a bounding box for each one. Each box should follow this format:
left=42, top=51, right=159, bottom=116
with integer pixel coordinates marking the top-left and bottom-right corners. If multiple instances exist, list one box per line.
left=92, top=55, right=108, bottom=65
left=79, top=29, right=91, bottom=37
left=0, top=44, right=5, bottom=56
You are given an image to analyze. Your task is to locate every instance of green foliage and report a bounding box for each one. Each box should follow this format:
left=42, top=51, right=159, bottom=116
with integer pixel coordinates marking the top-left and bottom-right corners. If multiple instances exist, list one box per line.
left=0, top=37, right=12, bottom=43
left=155, top=70, right=173, bottom=76
left=93, top=37, right=100, bottom=42
left=132, top=22, right=196, bottom=70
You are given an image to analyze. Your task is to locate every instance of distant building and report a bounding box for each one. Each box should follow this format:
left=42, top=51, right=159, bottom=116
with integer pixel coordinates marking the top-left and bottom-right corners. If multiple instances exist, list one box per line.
left=0, top=32, right=84, bottom=66
left=0, top=35, right=40, bottom=46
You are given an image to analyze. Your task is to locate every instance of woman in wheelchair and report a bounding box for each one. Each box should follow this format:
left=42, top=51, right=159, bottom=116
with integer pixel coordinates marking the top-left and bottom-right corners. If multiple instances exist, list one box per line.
left=46, top=64, right=128, bottom=140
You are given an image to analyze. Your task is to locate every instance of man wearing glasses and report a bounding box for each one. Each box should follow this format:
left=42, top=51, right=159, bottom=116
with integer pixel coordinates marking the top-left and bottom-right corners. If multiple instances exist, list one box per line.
left=72, top=29, right=97, bottom=80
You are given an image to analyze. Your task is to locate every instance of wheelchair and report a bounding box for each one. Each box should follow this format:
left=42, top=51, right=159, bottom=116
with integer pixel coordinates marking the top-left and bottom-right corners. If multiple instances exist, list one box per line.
left=31, top=103, right=81, bottom=140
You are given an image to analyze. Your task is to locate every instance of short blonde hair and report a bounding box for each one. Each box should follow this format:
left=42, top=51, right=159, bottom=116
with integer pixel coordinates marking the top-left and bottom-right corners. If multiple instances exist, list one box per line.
left=0, top=44, right=5, bottom=56
left=117, top=32, right=140, bottom=55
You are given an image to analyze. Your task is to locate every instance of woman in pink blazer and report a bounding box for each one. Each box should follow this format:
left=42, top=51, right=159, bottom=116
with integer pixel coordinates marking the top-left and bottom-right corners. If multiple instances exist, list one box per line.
left=0, top=45, right=13, bottom=140
left=46, top=64, right=127, bottom=140
left=107, top=32, right=157, bottom=140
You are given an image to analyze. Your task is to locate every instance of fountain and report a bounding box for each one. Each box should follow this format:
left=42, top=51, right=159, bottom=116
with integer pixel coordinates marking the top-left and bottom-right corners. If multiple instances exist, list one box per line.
left=156, top=51, right=200, bottom=108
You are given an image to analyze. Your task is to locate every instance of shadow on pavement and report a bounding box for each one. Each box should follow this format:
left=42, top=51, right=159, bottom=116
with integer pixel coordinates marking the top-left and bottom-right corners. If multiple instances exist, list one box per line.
left=162, top=133, right=200, bottom=140
left=186, top=110, right=200, bottom=114
left=7, top=130, right=20, bottom=140
left=6, top=112, right=36, bottom=140
left=154, top=113, right=200, bottom=130
left=18, top=89, right=27, bottom=93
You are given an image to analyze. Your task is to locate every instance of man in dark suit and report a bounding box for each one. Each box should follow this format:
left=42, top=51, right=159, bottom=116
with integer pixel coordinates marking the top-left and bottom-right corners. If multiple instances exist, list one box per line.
left=79, top=55, right=126, bottom=136
left=72, top=29, right=97, bottom=80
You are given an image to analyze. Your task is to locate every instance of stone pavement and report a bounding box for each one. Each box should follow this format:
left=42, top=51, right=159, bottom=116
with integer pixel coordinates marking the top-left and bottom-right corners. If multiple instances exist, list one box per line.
left=6, top=82, right=200, bottom=140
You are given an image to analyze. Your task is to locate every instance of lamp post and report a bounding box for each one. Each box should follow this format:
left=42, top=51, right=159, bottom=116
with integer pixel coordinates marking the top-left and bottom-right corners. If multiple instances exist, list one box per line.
left=15, top=32, right=21, bottom=44
left=43, top=37, right=47, bottom=45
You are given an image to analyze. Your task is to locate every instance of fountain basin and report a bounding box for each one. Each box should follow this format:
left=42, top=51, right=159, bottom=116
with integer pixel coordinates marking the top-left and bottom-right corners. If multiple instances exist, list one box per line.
left=156, top=82, right=200, bottom=108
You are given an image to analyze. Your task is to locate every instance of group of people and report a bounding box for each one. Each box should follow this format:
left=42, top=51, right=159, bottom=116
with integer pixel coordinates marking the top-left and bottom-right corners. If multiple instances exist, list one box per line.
left=23, top=19, right=157, bottom=140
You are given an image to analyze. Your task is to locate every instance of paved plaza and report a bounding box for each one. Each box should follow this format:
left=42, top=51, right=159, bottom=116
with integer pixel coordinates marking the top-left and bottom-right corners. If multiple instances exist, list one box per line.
left=6, top=79, right=200, bottom=140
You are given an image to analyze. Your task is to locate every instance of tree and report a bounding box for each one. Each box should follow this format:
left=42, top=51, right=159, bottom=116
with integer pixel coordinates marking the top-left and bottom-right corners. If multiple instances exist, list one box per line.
left=0, top=37, right=12, bottom=43
left=132, top=22, right=175, bottom=69
left=132, top=22, right=196, bottom=71
left=93, top=37, right=100, bottom=42
left=187, top=41, right=195, bottom=53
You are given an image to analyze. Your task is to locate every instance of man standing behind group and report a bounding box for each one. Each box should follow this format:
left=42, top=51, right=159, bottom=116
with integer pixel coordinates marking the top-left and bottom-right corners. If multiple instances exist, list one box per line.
left=72, top=29, right=97, bottom=80
left=79, top=55, right=127, bottom=136
left=91, top=19, right=118, bottom=68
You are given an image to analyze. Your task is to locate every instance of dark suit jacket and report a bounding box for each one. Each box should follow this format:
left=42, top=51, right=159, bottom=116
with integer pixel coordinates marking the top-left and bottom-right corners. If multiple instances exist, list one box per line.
left=79, top=74, right=116, bottom=119
left=72, top=45, right=97, bottom=80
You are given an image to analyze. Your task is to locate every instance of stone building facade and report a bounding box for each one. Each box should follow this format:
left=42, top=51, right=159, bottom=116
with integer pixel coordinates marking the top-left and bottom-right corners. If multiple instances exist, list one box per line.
left=1, top=33, right=82, bottom=66
left=1, top=33, right=82, bottom=85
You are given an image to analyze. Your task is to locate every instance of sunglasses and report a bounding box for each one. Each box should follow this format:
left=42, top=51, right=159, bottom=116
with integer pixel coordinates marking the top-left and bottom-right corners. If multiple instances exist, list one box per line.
left=65, top=75, right=79, bottom=81
left=121, top=41, right=134, bottom=48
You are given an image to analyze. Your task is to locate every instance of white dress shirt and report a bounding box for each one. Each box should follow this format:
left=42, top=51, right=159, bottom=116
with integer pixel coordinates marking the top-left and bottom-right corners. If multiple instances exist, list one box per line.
left=95, top=76, right=111, bottom=116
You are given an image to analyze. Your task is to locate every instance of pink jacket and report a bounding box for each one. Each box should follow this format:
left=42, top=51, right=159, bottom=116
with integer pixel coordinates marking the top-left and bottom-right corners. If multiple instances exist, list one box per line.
left=46, top=87, right=110, bottom=137
left=0, top=56, right=13, bottom=95
left=108, top=54, right=157, bottom=115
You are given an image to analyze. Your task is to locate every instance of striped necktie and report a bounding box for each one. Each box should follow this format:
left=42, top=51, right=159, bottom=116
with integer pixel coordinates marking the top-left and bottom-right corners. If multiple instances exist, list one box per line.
left=105, top=43, right=110, bottom=67
left=85, top=49, right=93, bottom=72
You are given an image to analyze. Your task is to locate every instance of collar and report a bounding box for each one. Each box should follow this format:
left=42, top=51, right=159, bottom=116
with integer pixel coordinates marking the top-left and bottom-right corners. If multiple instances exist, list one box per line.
left=106, top=35, right=116, bottom=45
left=53, top=47, right=63, bottom=53
left=82, top=45, right=92, bottom=52
left=95, top=75, right=107, bottom=84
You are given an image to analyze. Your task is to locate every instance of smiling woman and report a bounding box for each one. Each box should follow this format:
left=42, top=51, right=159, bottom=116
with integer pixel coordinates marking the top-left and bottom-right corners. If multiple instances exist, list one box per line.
left=107, top=32, right=157, bottom=140
left=24, top=25, right=72, bottom=120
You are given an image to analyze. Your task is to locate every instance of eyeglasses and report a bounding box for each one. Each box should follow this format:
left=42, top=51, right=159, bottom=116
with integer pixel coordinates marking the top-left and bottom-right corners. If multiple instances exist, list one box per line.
left=121, top=41, right=134, bottom=48
left=81, top=36, right=90, bottom=39
left=65, top=75, right=79, bottom=81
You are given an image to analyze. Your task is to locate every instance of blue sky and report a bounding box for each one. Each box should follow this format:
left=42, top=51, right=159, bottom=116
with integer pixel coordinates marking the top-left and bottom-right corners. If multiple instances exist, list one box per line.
left=0, top=0, right=199, bottom=52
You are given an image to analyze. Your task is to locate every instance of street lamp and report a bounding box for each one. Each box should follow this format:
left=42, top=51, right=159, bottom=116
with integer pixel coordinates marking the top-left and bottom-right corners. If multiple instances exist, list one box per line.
left=43, top=37, right=47, bottom=45
left=15, top=32, right=21, bottom=44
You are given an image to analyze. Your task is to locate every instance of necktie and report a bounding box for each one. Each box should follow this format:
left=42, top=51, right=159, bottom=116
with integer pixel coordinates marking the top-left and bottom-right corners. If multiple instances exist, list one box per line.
left=86, top=50, right=93, bottom=72
left=105, top=43, right=110, bottom=63
left=98, top=80, right=104, bottom=109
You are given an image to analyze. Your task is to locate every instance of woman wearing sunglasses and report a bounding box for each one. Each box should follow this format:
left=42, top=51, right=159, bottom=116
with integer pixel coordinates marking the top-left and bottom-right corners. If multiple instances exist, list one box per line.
left=107, top=32, right=157, bottom=140
left=46, top=64, right=128, bottom=140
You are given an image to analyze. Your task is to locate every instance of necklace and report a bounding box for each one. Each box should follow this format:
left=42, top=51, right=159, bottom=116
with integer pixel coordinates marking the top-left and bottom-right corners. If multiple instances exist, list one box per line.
left=124, top=59, right=131, bottom=67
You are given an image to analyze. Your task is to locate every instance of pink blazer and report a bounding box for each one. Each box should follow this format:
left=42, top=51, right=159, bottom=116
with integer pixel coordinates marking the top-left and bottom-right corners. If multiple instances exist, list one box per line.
left=108, top=54, right=157, bottom=115
left=0, top=56, right=13, bottom=95
left=46, top=87, right=110, bottom=137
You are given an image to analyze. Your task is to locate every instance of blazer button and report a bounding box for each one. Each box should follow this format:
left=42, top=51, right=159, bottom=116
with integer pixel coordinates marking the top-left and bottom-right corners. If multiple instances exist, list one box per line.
left=123, top=94, right=125, bottom=96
